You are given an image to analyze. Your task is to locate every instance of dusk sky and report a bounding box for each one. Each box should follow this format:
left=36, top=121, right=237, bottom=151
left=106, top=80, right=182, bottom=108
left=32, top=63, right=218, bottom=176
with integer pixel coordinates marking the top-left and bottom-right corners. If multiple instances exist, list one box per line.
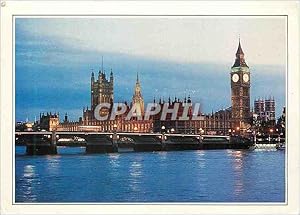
left=15, top=17, right=286, bottom=121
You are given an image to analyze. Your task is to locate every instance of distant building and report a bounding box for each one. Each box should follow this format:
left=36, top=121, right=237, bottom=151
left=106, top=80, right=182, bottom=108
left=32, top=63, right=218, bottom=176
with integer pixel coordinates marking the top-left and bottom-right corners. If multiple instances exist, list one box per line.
left=254, top=99, right=265, bottom=119
left=265, top=97, right=276, bottom=122
left=39, top=112, right=59, bottom=131
left=254, top=97, right=276, bottom=124
left=15, top=121, right=34, bottom=132
left=276, top=106, right=285, bottom=136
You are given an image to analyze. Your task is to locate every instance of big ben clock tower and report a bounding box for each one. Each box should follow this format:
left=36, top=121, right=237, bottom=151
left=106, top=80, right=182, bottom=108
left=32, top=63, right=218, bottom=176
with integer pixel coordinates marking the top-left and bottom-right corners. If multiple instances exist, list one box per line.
left=231, top=39, right=251, bottom=132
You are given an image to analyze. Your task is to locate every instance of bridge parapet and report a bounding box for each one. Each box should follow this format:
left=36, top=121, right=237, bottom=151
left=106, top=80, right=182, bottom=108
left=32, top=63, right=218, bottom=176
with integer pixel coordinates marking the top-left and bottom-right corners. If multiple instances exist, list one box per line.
left=15, top=132, right=252, bottom=155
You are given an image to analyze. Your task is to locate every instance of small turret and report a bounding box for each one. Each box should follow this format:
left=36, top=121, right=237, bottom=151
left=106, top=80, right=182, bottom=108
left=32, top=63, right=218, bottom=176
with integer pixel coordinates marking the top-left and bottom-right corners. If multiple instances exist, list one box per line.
left=98, top=70, right=103, bottom=83
left=64, top=113, right=68, bottom=123
left=110, top=69, right=113, bottom=83
left=91, top=70, right=94, bottom=81
left=187, top=95, right=192, bottom=103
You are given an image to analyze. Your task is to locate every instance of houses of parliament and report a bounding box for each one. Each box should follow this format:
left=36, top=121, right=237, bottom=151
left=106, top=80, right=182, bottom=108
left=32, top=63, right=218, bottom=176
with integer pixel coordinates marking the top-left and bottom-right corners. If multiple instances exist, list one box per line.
left=38, top=40, right=275, bottom=135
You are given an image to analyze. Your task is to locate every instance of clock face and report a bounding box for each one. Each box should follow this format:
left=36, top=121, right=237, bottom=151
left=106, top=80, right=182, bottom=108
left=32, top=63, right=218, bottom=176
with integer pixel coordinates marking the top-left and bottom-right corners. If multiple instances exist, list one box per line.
left=243, top=73, right=249, bottom=82
left=232, top=74, right=239, bottom=82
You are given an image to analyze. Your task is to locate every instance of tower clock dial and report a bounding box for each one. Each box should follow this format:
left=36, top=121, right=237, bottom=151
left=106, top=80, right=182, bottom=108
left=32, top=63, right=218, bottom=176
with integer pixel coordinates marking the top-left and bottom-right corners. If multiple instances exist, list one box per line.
left=243, top=73, right=249, bottom=82
left=232, top=73, right=239, bottom=82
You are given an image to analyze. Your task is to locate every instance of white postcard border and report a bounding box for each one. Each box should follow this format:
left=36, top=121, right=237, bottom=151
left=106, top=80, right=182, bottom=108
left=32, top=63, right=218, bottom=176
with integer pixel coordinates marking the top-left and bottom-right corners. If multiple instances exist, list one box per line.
left=0, top=1, right=299, bottom=214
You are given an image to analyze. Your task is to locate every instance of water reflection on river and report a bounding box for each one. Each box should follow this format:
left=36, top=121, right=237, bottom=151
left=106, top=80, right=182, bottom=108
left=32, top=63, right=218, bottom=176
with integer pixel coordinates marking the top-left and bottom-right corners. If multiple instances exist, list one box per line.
left=15, top=146, right=285, bottom=202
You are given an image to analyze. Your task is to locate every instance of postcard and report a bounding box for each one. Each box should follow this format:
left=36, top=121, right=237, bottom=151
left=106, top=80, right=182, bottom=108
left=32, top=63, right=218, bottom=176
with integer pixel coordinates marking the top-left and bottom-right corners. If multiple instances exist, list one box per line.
left=0, top=1, right=299, bottom=214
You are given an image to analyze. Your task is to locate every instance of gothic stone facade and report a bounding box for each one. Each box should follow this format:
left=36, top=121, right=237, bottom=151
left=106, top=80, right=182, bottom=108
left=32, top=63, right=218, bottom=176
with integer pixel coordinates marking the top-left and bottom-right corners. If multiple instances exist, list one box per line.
left=54, top=40, right=251, bottom=134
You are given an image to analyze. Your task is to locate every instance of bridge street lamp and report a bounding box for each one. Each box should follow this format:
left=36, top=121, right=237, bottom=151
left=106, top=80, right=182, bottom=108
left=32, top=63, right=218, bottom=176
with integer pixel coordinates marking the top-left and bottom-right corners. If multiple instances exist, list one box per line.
left=232, top=129, right=235, bottom=136
left=161, top=125, right=167, bottom=140
left=161, top=125, right=166, bottom=134
left=269, top=128, right=274, bottom=143
left=161, top=125, right=166, bottom=150
left=236, top=127, right=240, bottom=136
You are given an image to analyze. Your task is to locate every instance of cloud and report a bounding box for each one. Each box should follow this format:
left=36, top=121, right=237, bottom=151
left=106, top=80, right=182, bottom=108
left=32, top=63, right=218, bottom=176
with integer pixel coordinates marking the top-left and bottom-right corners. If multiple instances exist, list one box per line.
left=16, top=17, right=286, bottom=66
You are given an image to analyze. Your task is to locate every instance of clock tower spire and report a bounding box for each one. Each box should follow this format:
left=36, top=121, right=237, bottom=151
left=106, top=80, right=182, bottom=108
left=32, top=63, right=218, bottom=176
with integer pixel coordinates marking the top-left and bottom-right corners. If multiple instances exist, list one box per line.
left=230, top=38, right=251, bottom=133
left=233, top=37, right=248, bottom=68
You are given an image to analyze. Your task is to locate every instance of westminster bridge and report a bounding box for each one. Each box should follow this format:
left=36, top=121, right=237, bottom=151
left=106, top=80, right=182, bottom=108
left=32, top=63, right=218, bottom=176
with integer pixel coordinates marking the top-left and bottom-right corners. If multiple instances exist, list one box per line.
left=15, top=131, right=253, bottom=155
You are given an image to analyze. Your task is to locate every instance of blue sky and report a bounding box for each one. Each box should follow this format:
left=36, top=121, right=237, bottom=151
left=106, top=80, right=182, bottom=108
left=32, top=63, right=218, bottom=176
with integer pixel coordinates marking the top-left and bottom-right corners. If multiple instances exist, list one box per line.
left=15, top=17, right=286, bottom=121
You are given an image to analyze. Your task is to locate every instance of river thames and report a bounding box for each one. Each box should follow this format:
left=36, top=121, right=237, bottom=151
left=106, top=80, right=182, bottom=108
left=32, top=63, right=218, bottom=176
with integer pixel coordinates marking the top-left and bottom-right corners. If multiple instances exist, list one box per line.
left=15, top=147, right=285, bottom=202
